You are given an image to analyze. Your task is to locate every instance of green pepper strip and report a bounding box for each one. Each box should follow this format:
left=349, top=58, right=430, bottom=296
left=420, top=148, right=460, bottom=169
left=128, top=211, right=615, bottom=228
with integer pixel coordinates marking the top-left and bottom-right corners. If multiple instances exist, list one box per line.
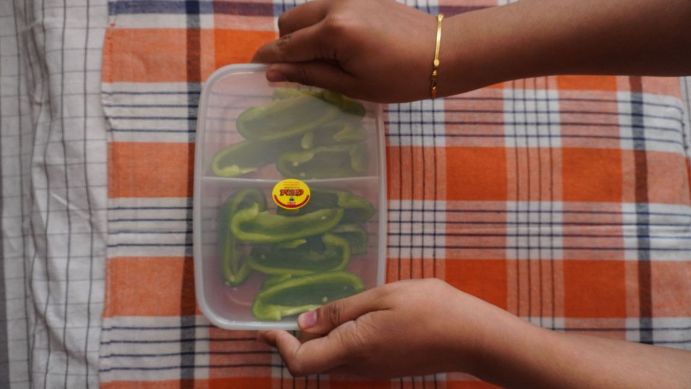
left=248, top=233, right=351, bottom=276
left=231, top=203, right=344, bottom=243
left=331, top=224, right=368, bottom=256
left=276, top=143, right=368, bottom=179
left=262, top=273, right=293, bottom=290
left=300, top=122, right=366, bottom=151
left=252, top=271, right=364, bottom=321
left=237, top=95, right=340, bottom=142
left=279, top=189, right=375, bottom=225
left=218, top=189, right=266, bottom=285
left=211, top=137, right=301, bottom=177
left=272, top=87, right=366, bottom=118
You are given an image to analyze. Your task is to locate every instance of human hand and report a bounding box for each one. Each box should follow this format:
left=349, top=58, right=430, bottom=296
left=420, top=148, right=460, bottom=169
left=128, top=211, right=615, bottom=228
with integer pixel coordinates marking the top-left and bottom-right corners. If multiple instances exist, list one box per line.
left=253, top=0, right=438, bottom=103
left=259, top=278, right=526, bottom=378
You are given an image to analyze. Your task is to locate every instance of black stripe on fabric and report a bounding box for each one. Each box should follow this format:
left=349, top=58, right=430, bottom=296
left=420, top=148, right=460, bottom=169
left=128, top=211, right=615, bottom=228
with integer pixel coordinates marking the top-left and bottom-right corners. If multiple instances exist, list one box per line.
left=392, top=231, right=691, bottom=240
left=630, top=77, right=654, bottom=344
left=59, top=0, right=75, bottom=382
left=99, top=363, right=284, bottom=373
left=512, top=81, right=522, bottom=317
left=396, top=102, right=403, bottom=284
left=386, top=244, right=691, bottom=252
left=182, top=1, right=201, bottom=384
left=0, top=20, right=10, bottom=387
left=102, top=90, right=201, bottom=96
left=547, top=78, right=557, bottom=328
left=101, top=350, right=273, bottom=359
left=82, top=0, right=96, bottom=385
left=445, top=95, right=685, bottom=114
left=37, top=0, right=56, bottom=385
left=101, top=324, right=213, bottom=331
left=12, top=0, right=34, bottom=384
left=100, top=337, right=256, bottom=345
left=385, top=108, right=684, bottom=124
left=388, top=207, right=691, bottom=218
left=20, top=0, right=38, bottom=385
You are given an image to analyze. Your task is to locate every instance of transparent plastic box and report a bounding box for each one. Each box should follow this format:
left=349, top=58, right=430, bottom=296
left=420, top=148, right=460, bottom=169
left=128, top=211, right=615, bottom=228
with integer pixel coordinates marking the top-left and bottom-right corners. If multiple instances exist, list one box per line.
left=193, top=64, right=387, bottom=330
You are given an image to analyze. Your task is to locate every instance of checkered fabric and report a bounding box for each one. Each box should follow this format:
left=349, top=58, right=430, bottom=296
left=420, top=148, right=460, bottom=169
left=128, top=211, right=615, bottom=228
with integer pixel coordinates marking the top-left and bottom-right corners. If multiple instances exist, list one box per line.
left=1, top=0, right=108, bottom=387
left=99, top=0, right=691, bottom=387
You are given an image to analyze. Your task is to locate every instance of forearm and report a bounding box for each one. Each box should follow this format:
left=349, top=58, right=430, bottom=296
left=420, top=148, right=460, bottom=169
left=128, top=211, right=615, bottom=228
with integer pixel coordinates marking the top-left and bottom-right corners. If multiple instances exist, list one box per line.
left=470, top=320, right=691, bottom=388
left=440, top=0, right=691, bottom=96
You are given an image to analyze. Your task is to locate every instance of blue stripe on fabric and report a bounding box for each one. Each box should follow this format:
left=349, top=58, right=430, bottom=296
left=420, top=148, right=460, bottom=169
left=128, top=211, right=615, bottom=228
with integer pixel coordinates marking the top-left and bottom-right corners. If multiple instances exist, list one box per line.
left=108, top=1, right=275, bottom=16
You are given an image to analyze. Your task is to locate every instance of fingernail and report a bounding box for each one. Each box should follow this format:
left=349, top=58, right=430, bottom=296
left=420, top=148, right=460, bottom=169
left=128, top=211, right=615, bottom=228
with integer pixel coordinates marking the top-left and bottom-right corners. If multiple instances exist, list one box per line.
left=298, top=310, right=317, bottom=329
left=266, top=67, right=287, bottom=82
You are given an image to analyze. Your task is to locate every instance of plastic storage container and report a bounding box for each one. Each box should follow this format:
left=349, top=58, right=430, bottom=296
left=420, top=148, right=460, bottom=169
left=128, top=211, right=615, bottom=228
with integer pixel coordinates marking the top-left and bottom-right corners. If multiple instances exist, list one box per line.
left=193, top=64, right=387, bottom=330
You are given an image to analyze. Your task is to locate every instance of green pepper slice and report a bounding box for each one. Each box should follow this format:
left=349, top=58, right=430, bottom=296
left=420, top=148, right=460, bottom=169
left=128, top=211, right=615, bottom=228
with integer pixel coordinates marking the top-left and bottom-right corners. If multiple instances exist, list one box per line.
left=218, top=189, right=266, bottom=285
left=230, top=203, right=344, bottom=243
left=237, top=95, right=340, bottom=142
left=300, top=122, right=366, bottom=150
left=331, top=224, right=368, bottom=256
left=278, top=189, right=375, bottom=224
left=211, top=137, right=301, bottom=177
left=272, top=87, right=366, bottom=118
left=211, top=141, right=271, bottom=177
left=277, top=143, right=368, bottom=179
left=252, top=271, right=364, bottom=321
left=248, top=233, right=351, bottom=276
left=262, top=273, right=294, bottom=289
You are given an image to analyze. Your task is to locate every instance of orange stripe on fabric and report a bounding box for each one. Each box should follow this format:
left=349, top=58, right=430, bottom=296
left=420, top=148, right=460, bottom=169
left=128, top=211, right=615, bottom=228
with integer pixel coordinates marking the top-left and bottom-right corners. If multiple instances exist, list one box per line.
left=103, top=29, right=207, bottom=82
left=104, top=257, right=196, bottom=317
left=446, top=147, right=508, bottom=201
left=563, top=260, right=626, bottom=318
left=329, top=379, right=394, bottom=389
left=445, top=260, right=508, bottom=310
left=557, top=75, right=617, bottom=91
left=109, top=142, right=194, bottom=198
left=214, top=29, right=276, bottom=68
left=103, top=28, right=274, bottom=82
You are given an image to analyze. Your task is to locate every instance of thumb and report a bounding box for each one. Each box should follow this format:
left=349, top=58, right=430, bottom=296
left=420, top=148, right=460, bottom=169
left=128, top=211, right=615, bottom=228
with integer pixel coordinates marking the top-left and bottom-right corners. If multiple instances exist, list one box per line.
left=297, top=285, right=388, bottom=335
left=266, top=62, right=355, bottom=97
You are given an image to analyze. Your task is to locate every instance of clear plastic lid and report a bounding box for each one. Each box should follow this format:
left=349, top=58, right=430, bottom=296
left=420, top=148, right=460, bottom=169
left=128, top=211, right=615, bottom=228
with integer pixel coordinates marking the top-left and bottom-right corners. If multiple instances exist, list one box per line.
left=193, top=64, right=387, bottom=330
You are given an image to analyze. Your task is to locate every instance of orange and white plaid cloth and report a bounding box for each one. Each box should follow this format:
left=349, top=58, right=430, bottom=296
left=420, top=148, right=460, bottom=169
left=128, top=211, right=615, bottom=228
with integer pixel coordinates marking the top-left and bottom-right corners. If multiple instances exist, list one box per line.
left=100, top=1, right=691, bottom=387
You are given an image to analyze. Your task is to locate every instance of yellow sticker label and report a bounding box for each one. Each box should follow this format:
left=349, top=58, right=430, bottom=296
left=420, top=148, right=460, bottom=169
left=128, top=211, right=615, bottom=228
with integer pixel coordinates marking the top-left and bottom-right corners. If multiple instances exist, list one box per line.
left=272, top=179, right=311, bottom=210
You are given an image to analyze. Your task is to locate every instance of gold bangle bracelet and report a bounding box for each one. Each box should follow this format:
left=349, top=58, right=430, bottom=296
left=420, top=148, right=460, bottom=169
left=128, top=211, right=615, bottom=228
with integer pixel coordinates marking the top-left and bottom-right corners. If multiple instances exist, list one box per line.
left=430, top=14, right=444, bottom=99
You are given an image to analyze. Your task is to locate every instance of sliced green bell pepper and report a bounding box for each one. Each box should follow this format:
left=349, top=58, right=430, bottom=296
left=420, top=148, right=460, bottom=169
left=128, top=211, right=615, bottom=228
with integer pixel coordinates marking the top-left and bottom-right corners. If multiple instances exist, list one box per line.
left=278, top=189, right=375, bottom=224
left=248, top=233, right=351, bottom=276
left=331, top=224, right=368, bottom=256
left=218, top=188, right=266, bottom=286
left=276, top=143, right=368, bottom=179
left=262, top=273, right=294, bottom=289
left=237, top=95, right=340, bottom=142
left=230, top=203, right=344, bottom=243
left=272, top=87, right=366, bottom=118
left=300, top=122, right=366, bottom=151
left=252, top=271, right=364, bottom=321
left=211, top=137, right=301, bottom=177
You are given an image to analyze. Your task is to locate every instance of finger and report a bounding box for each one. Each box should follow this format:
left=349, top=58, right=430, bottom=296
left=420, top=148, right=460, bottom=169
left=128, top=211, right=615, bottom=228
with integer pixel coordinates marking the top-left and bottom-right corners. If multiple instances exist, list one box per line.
left=277, top=0, right=329, bottom=36
left=260, top=328, right=350, bottom=376
left=282, top=324, right=358, bottom=376
left=295, top=285, right=389, bottom=335
left=258, top=330, right=294, bottom=348
left=266, top=62, right=356, bottom=96
left=253, top=23, right=325, bottom=63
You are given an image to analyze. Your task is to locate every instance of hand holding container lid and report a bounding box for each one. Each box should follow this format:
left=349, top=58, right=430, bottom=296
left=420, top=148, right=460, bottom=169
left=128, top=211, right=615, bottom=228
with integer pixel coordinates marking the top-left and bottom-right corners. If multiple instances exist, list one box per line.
left=193, top=64, right=387, bottom=330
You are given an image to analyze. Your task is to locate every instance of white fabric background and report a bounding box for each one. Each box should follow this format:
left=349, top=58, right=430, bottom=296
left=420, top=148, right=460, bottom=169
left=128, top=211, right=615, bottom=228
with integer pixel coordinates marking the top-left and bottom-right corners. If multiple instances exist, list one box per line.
left=0, top=0, right=108, bottom=387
